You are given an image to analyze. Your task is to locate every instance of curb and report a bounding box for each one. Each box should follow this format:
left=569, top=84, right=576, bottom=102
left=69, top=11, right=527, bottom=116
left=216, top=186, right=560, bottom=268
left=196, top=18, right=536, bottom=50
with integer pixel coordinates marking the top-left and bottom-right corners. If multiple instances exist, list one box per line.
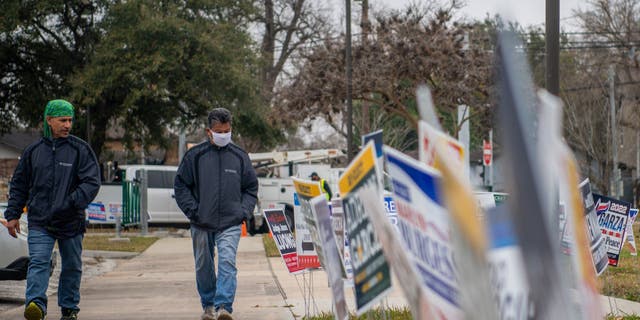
left=82, top=250, right=138, bottom=259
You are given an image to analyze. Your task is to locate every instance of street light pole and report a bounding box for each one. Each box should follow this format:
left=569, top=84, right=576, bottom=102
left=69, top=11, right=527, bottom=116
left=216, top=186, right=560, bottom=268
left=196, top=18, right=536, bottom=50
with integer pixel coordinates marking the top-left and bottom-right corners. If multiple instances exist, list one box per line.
left=545, top=0, right=560, bottom=95
left=346, top=0, right=354, bottom=161
left=609, top=65, right=619, bottom=198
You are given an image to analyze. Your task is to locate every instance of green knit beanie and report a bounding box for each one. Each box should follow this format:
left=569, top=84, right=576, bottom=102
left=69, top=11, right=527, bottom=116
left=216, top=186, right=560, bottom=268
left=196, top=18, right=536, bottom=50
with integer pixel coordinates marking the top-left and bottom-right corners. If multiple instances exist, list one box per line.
left=43, top=99, right=74, bottom=138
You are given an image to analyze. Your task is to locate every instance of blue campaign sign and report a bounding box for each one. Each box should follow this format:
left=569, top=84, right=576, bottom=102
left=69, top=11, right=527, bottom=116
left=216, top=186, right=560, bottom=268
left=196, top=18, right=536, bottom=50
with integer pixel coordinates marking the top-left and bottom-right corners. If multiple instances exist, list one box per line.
left=593, top=193, right=631, bottom=266
left=384, top=196, right=398, bottom=227
left=383, top=145, right=462, bottom=318
left=87, top=203, right=106, bottom=221
left=385, top=152, right=443, bottom=206
left=362, top=130, right=383, bottom=157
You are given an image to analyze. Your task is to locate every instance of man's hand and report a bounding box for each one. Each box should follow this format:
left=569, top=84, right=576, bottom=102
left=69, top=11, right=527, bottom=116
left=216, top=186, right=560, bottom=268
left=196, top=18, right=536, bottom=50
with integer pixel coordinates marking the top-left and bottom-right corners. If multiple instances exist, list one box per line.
left=5, top=219, right=20, bottom=238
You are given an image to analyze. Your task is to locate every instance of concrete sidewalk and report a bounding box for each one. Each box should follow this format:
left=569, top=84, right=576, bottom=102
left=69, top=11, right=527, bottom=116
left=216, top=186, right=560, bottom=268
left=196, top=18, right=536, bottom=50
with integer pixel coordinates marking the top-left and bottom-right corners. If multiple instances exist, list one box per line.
left=1, top=236, right=292, bottom=320
left=5, top=234, right=640, bottom=319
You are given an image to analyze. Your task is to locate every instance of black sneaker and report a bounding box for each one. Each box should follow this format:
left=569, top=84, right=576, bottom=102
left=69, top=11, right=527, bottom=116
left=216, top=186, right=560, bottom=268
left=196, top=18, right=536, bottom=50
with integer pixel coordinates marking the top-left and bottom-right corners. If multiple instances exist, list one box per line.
left=24, top=301, right=45, bottom=320
left=60, top=308, right=78, bottom=320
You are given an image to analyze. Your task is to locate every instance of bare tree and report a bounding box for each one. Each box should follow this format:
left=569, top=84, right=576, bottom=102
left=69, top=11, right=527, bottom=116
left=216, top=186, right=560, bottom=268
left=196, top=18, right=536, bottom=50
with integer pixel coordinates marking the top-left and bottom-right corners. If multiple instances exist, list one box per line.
left=569, top=0, right=640, bottom=196
left=562, top=66, right=612, bottom=193
left=254, top=0, right=333, bottom=102
left=275, top=3, right=493, bottom=152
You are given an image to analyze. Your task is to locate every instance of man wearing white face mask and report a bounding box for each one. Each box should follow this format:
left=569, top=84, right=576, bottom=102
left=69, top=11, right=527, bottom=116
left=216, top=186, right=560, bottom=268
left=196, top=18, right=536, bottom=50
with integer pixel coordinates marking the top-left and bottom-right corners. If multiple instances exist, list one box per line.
left=174, top=108, right=258, bottom=320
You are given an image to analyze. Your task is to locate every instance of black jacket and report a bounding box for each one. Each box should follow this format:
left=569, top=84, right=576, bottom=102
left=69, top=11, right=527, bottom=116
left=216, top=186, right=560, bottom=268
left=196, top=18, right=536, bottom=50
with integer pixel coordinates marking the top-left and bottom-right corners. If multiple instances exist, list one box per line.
left=5, top=135, right=101, bottom=238
left=174, top=141, right=258, bottom=232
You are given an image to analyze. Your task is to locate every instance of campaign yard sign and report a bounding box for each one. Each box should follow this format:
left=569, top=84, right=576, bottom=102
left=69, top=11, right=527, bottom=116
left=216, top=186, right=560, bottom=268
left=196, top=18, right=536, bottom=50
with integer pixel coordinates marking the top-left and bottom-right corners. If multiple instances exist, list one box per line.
left=383, top=146, right=462, bottom=319
left=263, top=208, right=305, bottom=274
left=339, top=142, right=392, bottom=314
left=331, top=198, right=353, bottom=281
left=626, top=209, right=639, bottom=256
left=484, top=205, right=532, bottom=319
left=87, top=202, right=107, bottom=221
left=418, top=120, right=465, bottom=172
left=310, top=196, right=349, bottom=320
left=292, top=179, right=324, bottom=270
left=384, top=196, right=398, bottom=229
left=107, top=203, right=122, bottom=222
left=593, top=193, right=631, bottom=266
left=578, top=181, right=609, bottom=275
left=362, top=130, right=385, bottom=190
left=292, top=177, right=326, bottom=268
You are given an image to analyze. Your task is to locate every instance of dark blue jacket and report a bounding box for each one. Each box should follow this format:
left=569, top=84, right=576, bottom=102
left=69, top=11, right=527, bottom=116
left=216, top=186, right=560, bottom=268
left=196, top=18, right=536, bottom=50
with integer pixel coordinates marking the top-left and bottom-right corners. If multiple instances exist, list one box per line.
left=4, top=135, right=101, bottom=239
left=174, top=141, right=258, bottom=232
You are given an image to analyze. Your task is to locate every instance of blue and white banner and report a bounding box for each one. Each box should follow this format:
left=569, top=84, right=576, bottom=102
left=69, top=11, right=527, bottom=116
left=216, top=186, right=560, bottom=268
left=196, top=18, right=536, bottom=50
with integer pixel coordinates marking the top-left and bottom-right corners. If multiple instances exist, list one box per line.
left=593, top=193, right=631, bottom=266
left=626, top=208, right=638, bottom=256
left=87, top=203, right=107, bottom=221
left=382, top=146, right=462, bottom=319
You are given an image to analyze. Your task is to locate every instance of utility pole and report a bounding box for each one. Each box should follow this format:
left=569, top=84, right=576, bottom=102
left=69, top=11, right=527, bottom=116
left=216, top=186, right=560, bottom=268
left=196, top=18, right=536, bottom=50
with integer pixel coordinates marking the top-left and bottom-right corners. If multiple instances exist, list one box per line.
left=633, top=131, right=640, bottom=208
left=545, top=0, right=560, bottom=95
left=360, top=0, right=370, bottom=135
left=609, top=65, right=619, bottom=198
left=489, top=129, right=494, bottom=191
left=346, top=0, right=354, bottom=161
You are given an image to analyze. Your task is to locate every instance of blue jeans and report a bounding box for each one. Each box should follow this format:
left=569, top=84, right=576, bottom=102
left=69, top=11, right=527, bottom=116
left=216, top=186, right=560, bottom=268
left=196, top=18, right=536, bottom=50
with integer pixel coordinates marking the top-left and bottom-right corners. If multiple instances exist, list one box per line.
left=191, top=224, right=241, bottom=313
left=26, top=229, right=83, bottom=314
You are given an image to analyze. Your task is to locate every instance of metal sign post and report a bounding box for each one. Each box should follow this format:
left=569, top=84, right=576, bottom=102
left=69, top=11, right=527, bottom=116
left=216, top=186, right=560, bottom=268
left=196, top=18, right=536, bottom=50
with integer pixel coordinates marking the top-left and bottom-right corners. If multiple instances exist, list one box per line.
left=140, top=169, right=148, bottom=236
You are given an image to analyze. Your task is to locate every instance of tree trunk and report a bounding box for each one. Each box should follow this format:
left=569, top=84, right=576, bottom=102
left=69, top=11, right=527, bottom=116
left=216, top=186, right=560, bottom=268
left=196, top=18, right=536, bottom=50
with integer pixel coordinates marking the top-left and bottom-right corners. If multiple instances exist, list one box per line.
left=260, top=0, right=275, bottom=102
left=90, top=101, right=109, bottom=162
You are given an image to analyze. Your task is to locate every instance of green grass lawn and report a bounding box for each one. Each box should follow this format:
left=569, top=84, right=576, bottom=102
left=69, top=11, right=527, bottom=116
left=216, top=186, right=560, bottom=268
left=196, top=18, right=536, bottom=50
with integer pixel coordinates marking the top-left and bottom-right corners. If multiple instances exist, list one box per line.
left=599, top=222, right=640, bottom=303
left=303, top=307, right=412, bottom=320
left=262, top=233, right=280, bottom=257
left=263, top=223, right=640, bottom=319
left=83, top=235, right=159, bottom=252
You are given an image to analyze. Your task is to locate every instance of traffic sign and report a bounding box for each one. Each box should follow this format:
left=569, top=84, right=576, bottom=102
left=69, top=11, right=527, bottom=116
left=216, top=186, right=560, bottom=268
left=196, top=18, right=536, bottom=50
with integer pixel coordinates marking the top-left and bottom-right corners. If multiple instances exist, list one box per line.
left=483, top=140, right=492, bottom=166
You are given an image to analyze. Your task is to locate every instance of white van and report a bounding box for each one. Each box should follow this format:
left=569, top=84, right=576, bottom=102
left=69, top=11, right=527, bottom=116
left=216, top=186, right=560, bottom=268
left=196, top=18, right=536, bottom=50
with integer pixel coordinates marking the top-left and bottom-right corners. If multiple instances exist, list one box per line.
left=90, top=165, right=188, bottom=224
left=125, top=165, right=187, bottom=224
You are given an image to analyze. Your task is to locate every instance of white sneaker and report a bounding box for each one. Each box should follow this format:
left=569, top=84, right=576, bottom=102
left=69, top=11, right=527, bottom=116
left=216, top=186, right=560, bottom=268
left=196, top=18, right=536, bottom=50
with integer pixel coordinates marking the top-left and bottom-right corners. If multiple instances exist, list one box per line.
left=216, top=308, right=233, bottom=320
left=201, top=306, right=216, bottom=320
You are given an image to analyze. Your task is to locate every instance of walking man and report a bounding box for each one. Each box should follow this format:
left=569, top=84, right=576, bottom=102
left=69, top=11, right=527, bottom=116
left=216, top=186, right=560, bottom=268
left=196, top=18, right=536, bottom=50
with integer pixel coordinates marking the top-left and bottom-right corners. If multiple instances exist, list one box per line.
left=3, top=99, right=101, bottom=320
left=174, top=108, right=258, bottom=320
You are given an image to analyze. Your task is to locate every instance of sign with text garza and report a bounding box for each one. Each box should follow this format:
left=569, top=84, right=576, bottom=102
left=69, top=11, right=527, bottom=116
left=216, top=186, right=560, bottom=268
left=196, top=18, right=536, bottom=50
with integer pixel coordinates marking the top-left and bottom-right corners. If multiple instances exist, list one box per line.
left=263, top=209, right=305, bottom=274
left=339, top=141, right=392, bottom=314
left=292, top=179, right=323, bottom=269
left=383, top=146, right=463, bottom=320
left=593, top=193, right=631, bottom=267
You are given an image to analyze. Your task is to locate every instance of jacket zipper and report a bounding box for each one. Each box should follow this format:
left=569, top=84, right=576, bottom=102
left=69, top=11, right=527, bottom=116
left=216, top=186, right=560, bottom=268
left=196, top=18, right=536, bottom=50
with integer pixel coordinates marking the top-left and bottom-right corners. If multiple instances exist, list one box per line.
left=49, top=140, right=56, bottom=222
left=217, top=148, right=222, bottom=229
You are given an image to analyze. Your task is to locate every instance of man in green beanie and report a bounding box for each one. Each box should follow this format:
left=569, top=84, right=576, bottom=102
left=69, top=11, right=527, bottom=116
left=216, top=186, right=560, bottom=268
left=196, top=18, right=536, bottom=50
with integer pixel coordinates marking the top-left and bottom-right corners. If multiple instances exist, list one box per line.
left=3, top=99, right=101, bottom=320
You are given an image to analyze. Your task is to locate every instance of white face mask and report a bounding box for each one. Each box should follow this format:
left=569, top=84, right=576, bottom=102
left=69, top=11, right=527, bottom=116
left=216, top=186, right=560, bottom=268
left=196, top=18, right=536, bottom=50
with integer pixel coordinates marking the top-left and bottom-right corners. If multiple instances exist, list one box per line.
left=211, top=131, right=231, bottom=147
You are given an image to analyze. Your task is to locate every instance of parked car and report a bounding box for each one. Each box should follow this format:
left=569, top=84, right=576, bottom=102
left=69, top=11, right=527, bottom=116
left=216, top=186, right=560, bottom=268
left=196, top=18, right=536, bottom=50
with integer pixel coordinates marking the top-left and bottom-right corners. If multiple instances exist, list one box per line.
left=0, top=203, right=56, bottom=281
left=0, top=202, right=29, bottom=280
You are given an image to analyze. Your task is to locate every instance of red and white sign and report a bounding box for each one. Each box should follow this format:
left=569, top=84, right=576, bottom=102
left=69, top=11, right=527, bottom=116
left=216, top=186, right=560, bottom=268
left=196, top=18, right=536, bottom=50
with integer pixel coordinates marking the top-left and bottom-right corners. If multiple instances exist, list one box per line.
left=483, top=140, right=493, bottom=167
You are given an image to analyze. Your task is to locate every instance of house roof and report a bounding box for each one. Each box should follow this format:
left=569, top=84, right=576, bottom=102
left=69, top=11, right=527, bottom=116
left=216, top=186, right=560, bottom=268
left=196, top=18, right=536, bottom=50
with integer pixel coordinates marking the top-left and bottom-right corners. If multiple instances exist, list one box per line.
left=0, top=130, right=42, bottom=153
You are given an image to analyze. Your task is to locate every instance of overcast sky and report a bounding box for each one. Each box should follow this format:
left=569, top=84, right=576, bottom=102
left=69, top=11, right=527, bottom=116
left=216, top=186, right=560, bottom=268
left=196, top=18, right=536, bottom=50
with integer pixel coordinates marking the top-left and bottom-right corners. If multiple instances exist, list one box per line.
left=328, top=0, right=587, bottom=30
